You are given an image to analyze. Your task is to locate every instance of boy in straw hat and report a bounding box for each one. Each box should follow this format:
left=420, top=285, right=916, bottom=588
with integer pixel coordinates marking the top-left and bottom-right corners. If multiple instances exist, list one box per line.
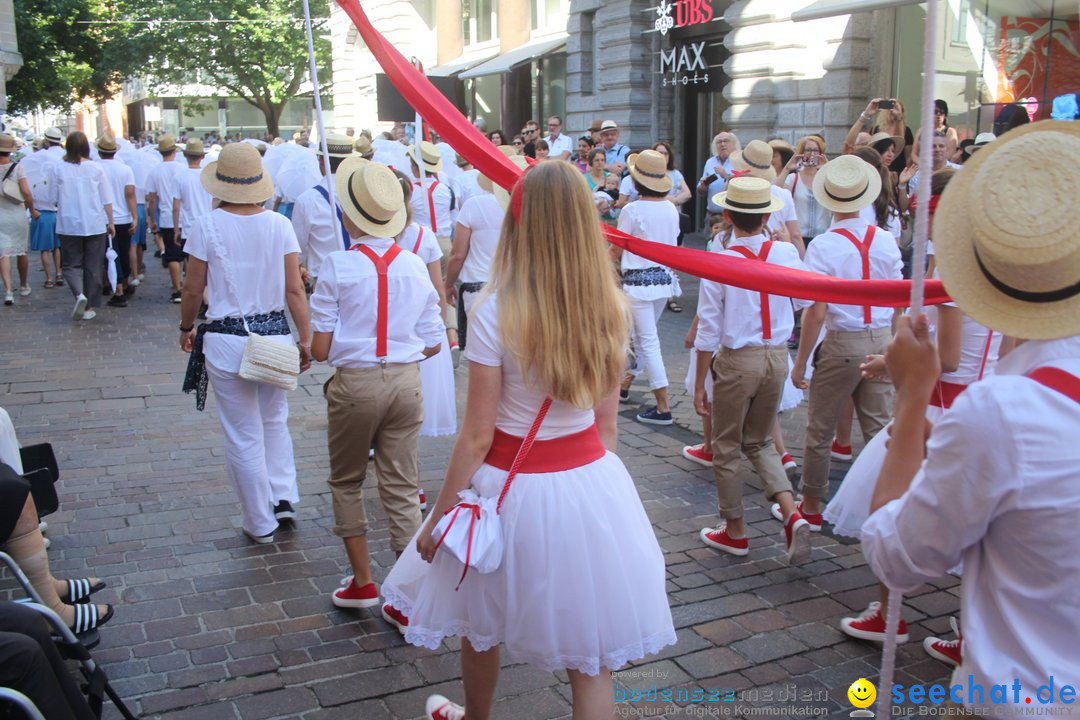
left=789, top=154, right=902, bottom=531
left=290, top=134, right=355, bottom=290
left=860, top=120, right=1080, bottom=713
left=172, top=138, right=213, bottom=262
left=146, top=134, right=184, bottom=302
left=95, top=132, right=137, bottom=306
left=309, top=157, right=444, bottom=611
left=694, top=176, right=814, bottom=564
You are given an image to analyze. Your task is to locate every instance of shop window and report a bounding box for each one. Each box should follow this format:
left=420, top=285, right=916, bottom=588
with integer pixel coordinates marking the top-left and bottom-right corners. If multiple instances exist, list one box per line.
left=951, top=0, right=969, bottom=45
left=532, top=0, right=568, bottom=34
left=464, top=0, right=497, bottom=46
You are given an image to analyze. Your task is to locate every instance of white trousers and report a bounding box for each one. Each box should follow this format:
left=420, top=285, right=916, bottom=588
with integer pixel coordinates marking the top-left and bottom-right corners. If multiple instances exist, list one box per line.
left=206, top=362, right=299, bottom=536
left=628, top=295, right=669, bottom=390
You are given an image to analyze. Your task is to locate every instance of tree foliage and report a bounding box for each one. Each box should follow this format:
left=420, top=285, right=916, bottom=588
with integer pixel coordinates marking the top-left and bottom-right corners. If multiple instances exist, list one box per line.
left=109, top=0, right=332, bottom=136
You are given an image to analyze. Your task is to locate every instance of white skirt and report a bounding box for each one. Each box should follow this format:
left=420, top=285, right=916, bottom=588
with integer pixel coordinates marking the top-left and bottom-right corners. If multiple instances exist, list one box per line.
left=418, top=342, right=456, bottom=437
left=684, top=350, right=803, bottom=411
left=683, top=349, right=713, bottom=402
left=382, top=451, right=677, bottom=675
left=778, top=353, right=804, bottom=413
left=824, top=405, right=945, bottom=539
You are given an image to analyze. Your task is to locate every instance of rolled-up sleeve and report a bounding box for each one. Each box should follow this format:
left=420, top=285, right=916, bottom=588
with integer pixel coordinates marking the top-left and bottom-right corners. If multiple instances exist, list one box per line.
left=309, top=257, right=340, bottom=333
left=693, top=279, right=725, bottom=353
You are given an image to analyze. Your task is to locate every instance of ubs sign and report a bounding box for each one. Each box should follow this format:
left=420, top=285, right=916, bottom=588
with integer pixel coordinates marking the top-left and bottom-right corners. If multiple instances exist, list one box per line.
left=654, top=0, right=715, bottom=36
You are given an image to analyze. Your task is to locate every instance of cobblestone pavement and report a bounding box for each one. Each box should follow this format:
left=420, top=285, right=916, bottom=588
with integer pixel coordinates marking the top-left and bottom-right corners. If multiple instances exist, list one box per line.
left=0, top=236, right=954, bottom=720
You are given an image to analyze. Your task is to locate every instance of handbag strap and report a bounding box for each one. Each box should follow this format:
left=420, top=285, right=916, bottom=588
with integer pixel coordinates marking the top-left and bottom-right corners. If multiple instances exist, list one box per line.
left=495, top=396, right=553, bottom=514
left=2, top=162, right=17, bottom=183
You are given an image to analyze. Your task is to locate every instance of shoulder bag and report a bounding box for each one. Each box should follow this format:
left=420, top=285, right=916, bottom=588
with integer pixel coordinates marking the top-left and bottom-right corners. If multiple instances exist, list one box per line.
left=1, top=163, right=23, bottom=204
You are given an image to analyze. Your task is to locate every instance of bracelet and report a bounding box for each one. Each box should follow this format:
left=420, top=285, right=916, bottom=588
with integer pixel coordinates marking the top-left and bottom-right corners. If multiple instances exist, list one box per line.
left=179, top=324, right=194, bottom=332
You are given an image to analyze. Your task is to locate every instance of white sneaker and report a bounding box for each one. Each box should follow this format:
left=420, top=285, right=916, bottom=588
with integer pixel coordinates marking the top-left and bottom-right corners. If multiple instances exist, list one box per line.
left=426, top=695, right=465, bottom=720
left=3, top=292, right=12, bottom=306
left=72, top=293, right=88, bottom=320
left=18, top=286, right=30, bottom=296
left=81, top=310, right=96, bottom=321
left=130, top=277, right=141, bottom=287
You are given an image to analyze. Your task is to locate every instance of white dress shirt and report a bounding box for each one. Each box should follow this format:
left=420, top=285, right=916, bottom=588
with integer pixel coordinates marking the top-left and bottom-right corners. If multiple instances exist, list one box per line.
left=20, top=149, right=60, bottom=211
left=397, top=222, right=442, bottom=266
left=174, top=166, right=214, bottom=234
left=862, top=333, right=1080, bottom=715
left=310, top=236, right=444, bottom=368
left=410, top=177, right=454, bottom=236
left=699, top=156, right=734, bottom=213
left=55, top=160, right=114, bottom=236
left=290, top=175, right=343, bottom=279
left=455, top=192, right=504, bottom=284
left=805, top=217, right=903, bottom=331
left=858, top=203, right=903, bottom=242
left=148, top=159, right=180, bottom=229
left=545, top=133, right=573, bottom=159
left=694, top=233, right=813, bottom=352
left=98, top=159, right=135, bottom=225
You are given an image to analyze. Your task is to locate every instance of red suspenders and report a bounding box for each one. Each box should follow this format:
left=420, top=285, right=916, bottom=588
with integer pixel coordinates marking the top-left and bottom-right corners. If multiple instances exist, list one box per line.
left=833, top=226, right=879, bottom=325
left=729, top=240, right=775, bottom=340
left=351, top=243, right=403, bottom=358
left=415, top=180, right=441, bottom=234
left=1027, top=367, right=1080, bottom=403
left=412, top=226, right=424, bottom=255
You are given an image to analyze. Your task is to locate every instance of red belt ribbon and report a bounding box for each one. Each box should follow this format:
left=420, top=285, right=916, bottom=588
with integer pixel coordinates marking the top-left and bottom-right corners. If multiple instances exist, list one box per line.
left=352, top=243, right=403, bottom=358
left=929, top=380, right=968, bottom=409
left=729, top=240, right=775, bottom=340
left=484, top=424, right=606, bottom=474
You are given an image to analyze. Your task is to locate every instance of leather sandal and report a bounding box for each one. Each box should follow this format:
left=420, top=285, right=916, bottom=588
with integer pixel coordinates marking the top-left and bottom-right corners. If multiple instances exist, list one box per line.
left=63, top=578, right=106, bottom=603
left=70, top=603, right=114, bottom=634
left=667, top=299, right=683, bottom=313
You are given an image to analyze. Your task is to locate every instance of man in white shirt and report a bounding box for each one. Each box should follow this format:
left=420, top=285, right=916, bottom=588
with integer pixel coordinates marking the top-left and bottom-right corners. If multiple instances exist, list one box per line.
left=95, top=132, right=138, bottom=306
left=146, top=135, right=184, bottom=302
left=791, top=155, right=902, bottom=527
left=902, top=134, right=961, bottom=206
left=862, top=120, right=1080, bottom=716
left=698, top=132, right=739, bottom=216
left=290, top=135, right=353, bottom=289
left=310, top=157, right=443, bottom=612
left=544, top=116, right=573, bottom=161
left=598, top=120, right=630, bottom=176
left=730, top=139, right=806, bottom=257
left=693, top=177, right=815, bottom=565
left=21, top=127, right=64, bottom=286
left=172, top=139, right=213, bottom=258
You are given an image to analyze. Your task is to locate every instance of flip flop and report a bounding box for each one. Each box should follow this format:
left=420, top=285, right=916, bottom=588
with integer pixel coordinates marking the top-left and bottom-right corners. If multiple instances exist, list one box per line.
left=70, top=603, right=113, bottom=634
left=64, top=578, right=106, bottom=603
left=44, top=280, right=54, bottom=288
left=667, top=299, right=683, bottom=313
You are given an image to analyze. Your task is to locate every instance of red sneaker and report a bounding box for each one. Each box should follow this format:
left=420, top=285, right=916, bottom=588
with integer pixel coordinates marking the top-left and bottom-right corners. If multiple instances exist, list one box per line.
left=770, top=500, right=822, bottom=532
left=426, top=694, right=464, bottom=720
left=699, top=524, right=749, bottom=556
left=418, top=489, right=427, bottom=510
left=381, top=602, right=409, bottom=634
left=831, top=439, right=854, bottom=461
left=784, top=512, right=811, bottom=565
left=923, top=617, right=962, bottom=666
left=840, top=602, right=909, bottom=643
left=332, top=576, right=379, bottom=609
left=681, top=444, right=713, bottom=468
left=781, top=453, right=797, bottom=472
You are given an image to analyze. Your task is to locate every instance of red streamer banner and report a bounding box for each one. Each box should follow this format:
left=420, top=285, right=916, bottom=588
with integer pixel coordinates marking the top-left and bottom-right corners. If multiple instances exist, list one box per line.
left=335, top=0, right=950, bottom=307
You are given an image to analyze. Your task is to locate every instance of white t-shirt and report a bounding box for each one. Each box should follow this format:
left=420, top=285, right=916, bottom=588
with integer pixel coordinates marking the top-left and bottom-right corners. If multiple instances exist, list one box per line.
left=455, top=192, right=505, bottom=284
left=175, top=165, right=214, bottom=234
left=397, top=222, right=443, bottom=266
left=766, top=185, right=797, bottom=235
left=465, top=294, right=596, bottom=440
left=545, top=133, right=573, bottom=159
left=148, top=159, right=180, bottom=229
left=452, top=168, right=484, bottom=208
left=183, top=209, right=301, bottom=372
left=616, top=199, right=680, bottom=301
left=858, top=203, right=903, bottom=242
left=55, top=160, right=114, bottom=236
left=97, top=159, right=135, bottom=225
left=19, top=149, right=60, bottom=211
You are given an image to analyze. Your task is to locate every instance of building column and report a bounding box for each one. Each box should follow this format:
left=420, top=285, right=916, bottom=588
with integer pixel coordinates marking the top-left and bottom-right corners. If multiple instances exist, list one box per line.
left=436, top=0, right=464, bottom=64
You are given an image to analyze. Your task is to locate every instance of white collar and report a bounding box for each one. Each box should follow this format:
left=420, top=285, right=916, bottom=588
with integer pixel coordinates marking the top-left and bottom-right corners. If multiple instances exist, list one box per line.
left=993, top=335, right=1080, bottom=377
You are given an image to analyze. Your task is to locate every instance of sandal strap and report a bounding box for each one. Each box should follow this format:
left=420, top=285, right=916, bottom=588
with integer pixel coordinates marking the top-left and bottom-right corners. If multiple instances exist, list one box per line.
left=66, top=578, right=91, bottom=601
left=72, top=603, right=98, bottom=634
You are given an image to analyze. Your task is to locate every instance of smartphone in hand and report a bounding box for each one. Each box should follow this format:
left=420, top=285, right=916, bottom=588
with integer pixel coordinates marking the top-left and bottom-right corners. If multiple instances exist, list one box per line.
left=878, top=99, right=895, bottom=110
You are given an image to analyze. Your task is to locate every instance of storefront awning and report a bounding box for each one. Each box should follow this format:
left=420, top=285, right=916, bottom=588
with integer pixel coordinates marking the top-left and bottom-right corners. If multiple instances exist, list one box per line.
left=426, top=49, right=500, bottom=78
left=792, top=0, right=924, bottom=22
left=459, top=34, right=567, bottom=79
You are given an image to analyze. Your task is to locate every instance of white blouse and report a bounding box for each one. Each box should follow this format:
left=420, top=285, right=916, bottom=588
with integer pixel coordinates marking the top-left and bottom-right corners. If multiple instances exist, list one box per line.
left=55, top=160, right=114, bottom=236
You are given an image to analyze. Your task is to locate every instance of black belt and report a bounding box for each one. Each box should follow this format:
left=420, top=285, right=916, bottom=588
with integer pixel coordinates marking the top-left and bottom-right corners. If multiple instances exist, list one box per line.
left=459, top=282, right=485, bottom=294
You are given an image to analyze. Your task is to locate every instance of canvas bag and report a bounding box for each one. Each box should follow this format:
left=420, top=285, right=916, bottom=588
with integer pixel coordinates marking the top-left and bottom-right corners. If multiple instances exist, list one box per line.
left=1, top=163, right=22, bottom=204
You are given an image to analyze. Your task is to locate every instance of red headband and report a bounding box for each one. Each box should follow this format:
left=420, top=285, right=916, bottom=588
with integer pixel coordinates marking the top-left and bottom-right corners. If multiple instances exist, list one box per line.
left=510, top=156, right=538, bottom=222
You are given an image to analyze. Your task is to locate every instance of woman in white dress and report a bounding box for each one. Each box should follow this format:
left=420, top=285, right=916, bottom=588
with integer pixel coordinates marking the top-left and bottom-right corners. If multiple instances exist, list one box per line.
left=382, top=161, right=676, bottom=720
left=393, top=171, right=457, bottom=438
left=0, top=133, right=37, bottom=305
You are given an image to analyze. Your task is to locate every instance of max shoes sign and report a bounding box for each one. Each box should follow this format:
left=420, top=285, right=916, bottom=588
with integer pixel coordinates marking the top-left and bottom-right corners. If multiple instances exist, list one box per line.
left=659, top=41, right=712, bottom=87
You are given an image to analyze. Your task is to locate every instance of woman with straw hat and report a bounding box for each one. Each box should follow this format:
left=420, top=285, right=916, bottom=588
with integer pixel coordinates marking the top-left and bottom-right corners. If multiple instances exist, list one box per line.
left=0, top=133, right=37, bottom=306
left=615, top=149, right=681, bottom=426
left=178, top=142, right=312, bottom=545
left=381, top=160, right=675, bottom=720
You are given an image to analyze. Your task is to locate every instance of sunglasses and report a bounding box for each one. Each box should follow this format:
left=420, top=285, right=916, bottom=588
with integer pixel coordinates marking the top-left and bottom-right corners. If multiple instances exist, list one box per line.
left=513, top=140, right=523, bottom=145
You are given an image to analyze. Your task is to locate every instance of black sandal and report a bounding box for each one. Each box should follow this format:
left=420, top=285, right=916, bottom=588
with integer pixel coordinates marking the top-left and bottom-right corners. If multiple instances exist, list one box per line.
left=63, top=578, right=106, bottom=603
left=667, top=299, right=683, bottom=313
left=70, top=603, right=113, bottom=633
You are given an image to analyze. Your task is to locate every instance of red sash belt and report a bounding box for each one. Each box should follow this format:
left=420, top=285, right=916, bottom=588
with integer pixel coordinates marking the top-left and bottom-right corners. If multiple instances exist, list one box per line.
left=929, top=380, right=968, bottom=409
left=484, top=424, right=605, bottom=473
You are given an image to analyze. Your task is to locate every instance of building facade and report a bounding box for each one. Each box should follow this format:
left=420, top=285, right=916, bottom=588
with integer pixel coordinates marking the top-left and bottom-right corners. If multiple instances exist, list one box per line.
left=0, top=0, right=22, bottom=116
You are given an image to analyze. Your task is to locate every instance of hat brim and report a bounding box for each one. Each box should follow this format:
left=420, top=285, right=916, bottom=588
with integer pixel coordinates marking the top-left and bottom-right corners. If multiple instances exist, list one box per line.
left=963, top=142, right=990, bottom=156
left=812, top=161, right=882, bottom=214
left=870, top=135, right=906, bottom=155
left=933, top=121, right=1080, bottom=340
left=730, top=151, right=777, bottom=182
left=628, top=164, right=673, bottom=193
left=200, top=160, right=275, bottom=205
left=406, top=145, right=443, bottom=173
left=712, top=191, right=784, bottom=214
left=335, top=157, right=407, bottom=239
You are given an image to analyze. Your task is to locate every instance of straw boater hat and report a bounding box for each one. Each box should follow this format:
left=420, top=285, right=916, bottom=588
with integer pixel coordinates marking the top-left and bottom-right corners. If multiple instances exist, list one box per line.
left=478, top=146, right=529, bottom=210
left=730, top=139, right=777, bottom=181
left=933, top=120, right=1080, bottom=340
left=0, top=134, right=16, bottom=153
left=335, top=157, right=407, bottom=238
left=627, top=149, right=673, bottom=193
left=44, top=127, right=63, bottom=144
left=353, top=135, right=373, bottom=158
left=183, top=138, right=206, bottom=158
left=867, top=130, right=905, bottom=154
left=157, top=134, right=177, bottom=153
left=317, top=134, right=354, bottom=158
left=812, top=154, right=881, bottom=213
left=768, top=138, right=795, bottom=167
left=200, top=142, right=274, bottom=205
left=712, top=176, right=784, bottom=215
left=963, top=131, right=997, bottom=156
left=406, top=141, right=443, bottom=173
left=95, top=132, right=118, bottom=153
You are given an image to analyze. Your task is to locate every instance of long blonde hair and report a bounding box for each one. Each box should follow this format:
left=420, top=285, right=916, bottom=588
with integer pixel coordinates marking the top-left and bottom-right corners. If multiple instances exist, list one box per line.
left=488, top=161, right=628, bottom=409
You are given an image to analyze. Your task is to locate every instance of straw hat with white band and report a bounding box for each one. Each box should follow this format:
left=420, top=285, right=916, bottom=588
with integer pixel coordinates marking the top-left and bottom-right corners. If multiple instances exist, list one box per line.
left=478, top=146, right=530, bottom=210
left=406, top=140, right=443, bottom=174
left=627, top=149, right=673, bottom=193
left=44, top=127, right=63, bottom=144
left=335, top=156, right=407, bottom=238
left=933, top=120, right=1080, bottom=340
left=317, top=134, right=355, bottom=158
left=811, top=154, right=881, bottom=214
left=712, top=176, right=784, bottom=215
left=95, top=132, right=118, bottom=153
left=730, top=139, right=777, bottom=182
left=200, top=142, right=275, bottom=205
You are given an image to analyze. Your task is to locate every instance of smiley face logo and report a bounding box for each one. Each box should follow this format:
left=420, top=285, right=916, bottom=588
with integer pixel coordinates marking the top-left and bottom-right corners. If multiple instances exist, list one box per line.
left=848, top=678, right=877, bottom=709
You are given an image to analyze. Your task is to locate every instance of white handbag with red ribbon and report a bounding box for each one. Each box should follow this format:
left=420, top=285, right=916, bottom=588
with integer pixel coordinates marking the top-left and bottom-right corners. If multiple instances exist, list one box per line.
left=431, top=397, right=552, bottom=589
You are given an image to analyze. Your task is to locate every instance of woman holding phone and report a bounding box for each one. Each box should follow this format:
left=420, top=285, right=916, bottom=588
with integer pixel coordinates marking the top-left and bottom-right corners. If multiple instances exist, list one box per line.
left=774, top=135, right=831, bottom=247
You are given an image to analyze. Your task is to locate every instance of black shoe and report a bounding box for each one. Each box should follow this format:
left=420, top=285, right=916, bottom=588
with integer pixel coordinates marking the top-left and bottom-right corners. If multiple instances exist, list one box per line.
left=170, top=291, right=182, bottom=303
left=636, top=407, right=674, bottom=426
left=106, top=296, right=128, bottom=307
left=154, top=250, right=164, bottom=258
left=123, top=285, right=136, bottom=296
left=273, top=500, right=297, bottom=521
left=619, top=388, right=631, bottom=403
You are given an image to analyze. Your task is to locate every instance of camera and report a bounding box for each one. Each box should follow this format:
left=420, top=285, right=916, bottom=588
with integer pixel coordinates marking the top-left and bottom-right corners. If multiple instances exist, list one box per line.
left=877, top=99, right=895, bottom=110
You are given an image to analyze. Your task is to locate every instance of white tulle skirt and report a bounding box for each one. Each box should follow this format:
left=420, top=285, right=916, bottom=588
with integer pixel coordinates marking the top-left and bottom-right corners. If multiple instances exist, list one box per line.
left=418, top=342, right=456, bottom=437
left=684, top=350, right=803, bottom=412
left=824, top=405, right=945, bottom=539
left=382, top=451, right=677, bottom=675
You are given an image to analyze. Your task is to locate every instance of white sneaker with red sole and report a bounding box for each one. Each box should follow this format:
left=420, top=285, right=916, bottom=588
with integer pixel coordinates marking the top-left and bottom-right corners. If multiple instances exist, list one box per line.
left=840, top=601, right=909, bottom=643
left=681, top=444, right=713, bottom=468
left=426, top=694, right=465, bottom=720
left=783, top=512, right=811, bottom=565
left=699, top=524, right=749, bottom=556
left=332, top=576, right=380, bottom=609
left=923, top=616, right=962, bottom=666
left=381, top=602, right=409, bottom=634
